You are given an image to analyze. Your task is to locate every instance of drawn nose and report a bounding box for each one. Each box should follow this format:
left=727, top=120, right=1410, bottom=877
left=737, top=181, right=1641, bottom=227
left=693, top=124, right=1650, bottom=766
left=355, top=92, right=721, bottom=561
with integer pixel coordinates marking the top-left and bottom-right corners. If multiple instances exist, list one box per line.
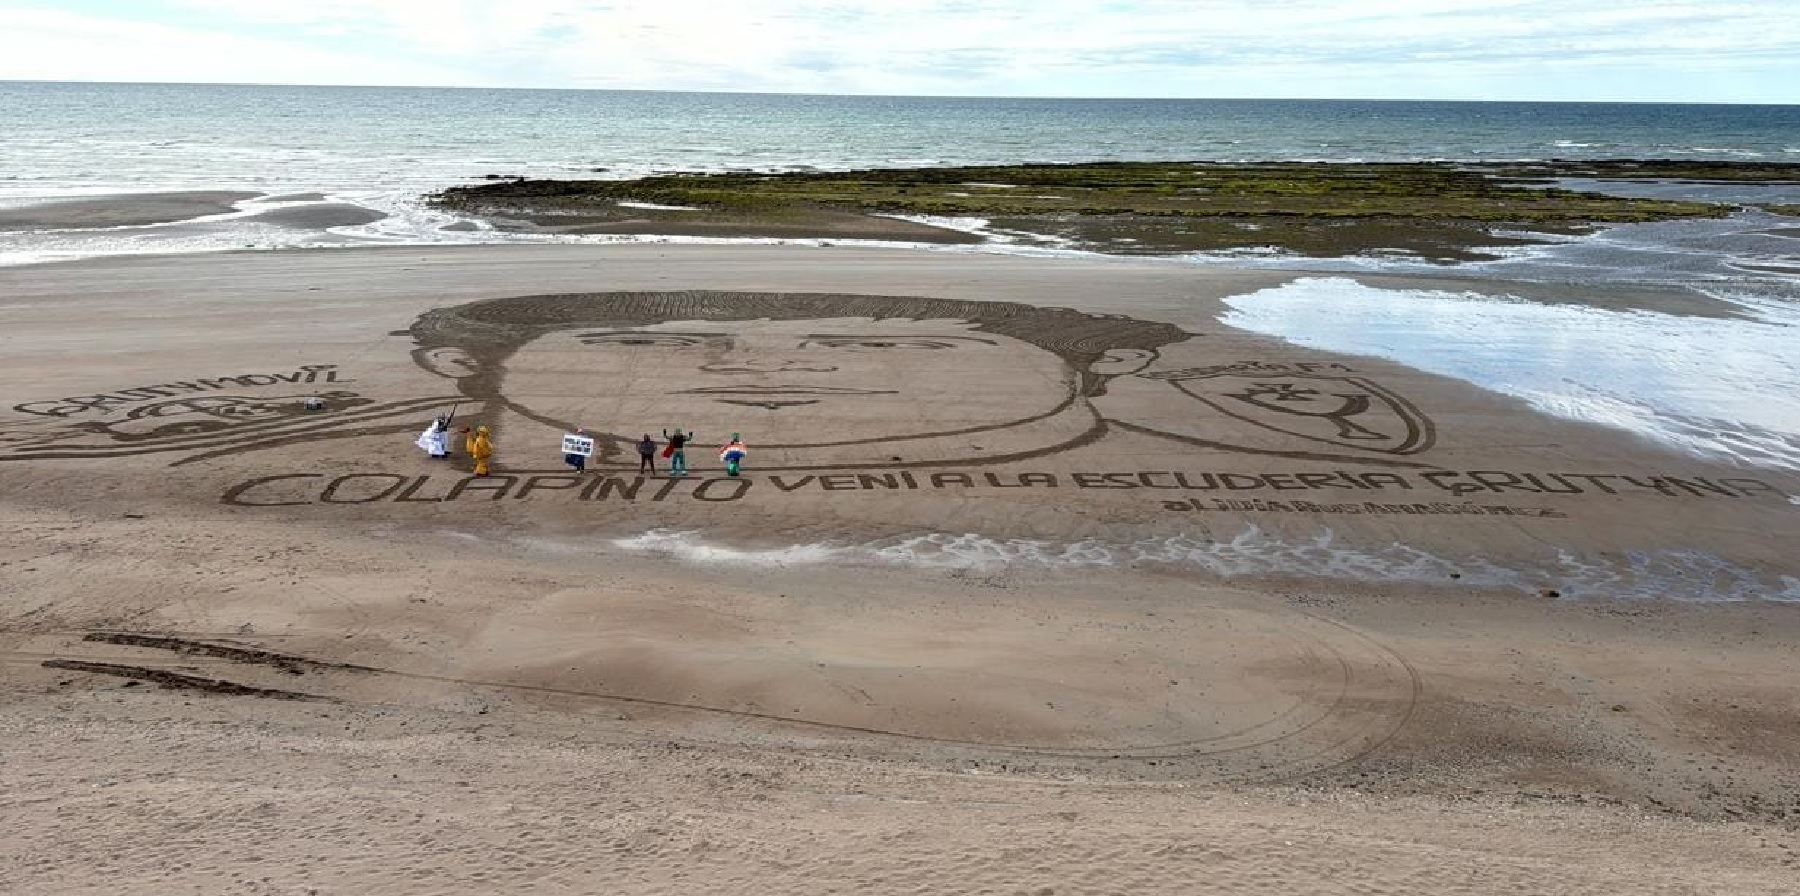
left=699, top=358, right=836, bottom=373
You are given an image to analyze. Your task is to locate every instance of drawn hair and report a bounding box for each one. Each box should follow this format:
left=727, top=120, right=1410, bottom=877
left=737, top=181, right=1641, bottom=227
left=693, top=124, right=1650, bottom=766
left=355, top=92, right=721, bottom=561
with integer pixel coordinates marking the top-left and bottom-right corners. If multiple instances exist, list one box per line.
left=410, top=290, right=1191, bottom=396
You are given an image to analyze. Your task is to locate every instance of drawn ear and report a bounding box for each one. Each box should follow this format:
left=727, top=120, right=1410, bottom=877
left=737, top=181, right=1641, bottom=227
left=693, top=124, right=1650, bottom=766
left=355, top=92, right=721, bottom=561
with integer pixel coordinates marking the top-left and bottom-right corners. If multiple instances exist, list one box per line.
left=1089, top=348, right=1157, bottom=376
left=416, top=347, right=479, bottom=380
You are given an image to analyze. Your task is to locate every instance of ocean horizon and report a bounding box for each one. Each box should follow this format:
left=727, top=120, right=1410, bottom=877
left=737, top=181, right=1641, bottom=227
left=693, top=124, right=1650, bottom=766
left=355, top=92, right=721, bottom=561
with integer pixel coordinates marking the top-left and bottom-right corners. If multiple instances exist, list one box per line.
left=15, top=78, right=1800, bottom=103
left=3, top=79, right=1796, bottom=262
left=6, top=81, right=1799, bottom=200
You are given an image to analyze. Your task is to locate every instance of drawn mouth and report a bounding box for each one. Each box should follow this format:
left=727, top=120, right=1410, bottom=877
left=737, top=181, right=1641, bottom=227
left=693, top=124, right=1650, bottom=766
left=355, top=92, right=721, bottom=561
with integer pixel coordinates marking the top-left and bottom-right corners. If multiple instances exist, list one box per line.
left=714, top=399, right=821, bottom=410
left=679, top=386, right=897, bottom=395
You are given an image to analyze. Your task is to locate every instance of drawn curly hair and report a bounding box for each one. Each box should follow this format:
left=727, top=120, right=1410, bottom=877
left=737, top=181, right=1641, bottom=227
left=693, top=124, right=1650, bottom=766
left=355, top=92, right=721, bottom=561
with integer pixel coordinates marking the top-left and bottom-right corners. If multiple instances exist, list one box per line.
left=410, top=290, right=1192, bottom=397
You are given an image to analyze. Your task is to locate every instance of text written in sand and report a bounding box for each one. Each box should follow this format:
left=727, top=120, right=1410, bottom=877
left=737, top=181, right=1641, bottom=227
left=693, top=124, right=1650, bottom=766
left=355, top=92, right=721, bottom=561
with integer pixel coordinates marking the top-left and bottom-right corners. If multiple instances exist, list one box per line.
left=14, top=365, right=351, bottom=417
left=222, top=468, right=1789, bottom=507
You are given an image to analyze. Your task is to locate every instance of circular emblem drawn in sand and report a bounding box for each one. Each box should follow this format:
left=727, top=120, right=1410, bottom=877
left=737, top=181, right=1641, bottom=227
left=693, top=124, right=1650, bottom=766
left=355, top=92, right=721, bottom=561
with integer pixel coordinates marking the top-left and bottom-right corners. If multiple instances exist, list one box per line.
left=1170, top=372, right=1435, bottom=455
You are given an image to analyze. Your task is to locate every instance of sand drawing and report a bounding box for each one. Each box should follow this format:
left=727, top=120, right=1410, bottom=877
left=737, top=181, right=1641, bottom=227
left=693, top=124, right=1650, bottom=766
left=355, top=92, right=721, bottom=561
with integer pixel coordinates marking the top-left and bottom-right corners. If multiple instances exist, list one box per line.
left=0, top=390, right=458, bottom=464
left=1, top=291, right=1442, bottom=470
left=406, top=290, right=1440, bottom=471
left=68, top=392, right=373, bottom=442
left=11, top=364, right=352, bottom=418
left=0, top=360, right=460, bottom=464
left=407, top=290, right=1189, bottom=469
left=1167, top=373, right=1434, bottom=455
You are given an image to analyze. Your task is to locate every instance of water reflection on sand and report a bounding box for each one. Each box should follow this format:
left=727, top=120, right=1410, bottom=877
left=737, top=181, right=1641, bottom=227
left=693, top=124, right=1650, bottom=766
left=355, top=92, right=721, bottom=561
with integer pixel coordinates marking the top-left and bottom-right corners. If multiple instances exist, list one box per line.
left=1220, top=276, right=1800, bottom=472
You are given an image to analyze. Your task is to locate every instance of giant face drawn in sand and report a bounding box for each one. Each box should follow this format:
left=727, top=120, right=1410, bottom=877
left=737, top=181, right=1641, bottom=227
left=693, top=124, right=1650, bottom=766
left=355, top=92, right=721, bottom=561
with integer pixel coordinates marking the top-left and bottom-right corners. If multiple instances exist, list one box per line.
left=0, top=290, right=1437, bottom=469
left=409, top=291, right=1192, bottom=469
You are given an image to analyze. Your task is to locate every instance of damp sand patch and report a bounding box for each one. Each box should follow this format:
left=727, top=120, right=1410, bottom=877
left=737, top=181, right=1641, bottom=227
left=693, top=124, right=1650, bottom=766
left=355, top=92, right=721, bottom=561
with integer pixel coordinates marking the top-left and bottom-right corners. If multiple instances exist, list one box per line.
left=443, top=200, right=982, bottom=244
left=0, top=191, right=263, bottom=230
left=242, top=204, right=389, bottom=229
left=617, top=200, right=702, bottom=211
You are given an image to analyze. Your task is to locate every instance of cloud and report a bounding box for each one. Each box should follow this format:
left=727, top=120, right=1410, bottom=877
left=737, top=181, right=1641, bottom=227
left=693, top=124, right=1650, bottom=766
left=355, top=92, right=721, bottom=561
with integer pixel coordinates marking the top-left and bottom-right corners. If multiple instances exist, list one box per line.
left=0, top=6, right=468, bottom=86
left=2, top=1, right=1796, bottom=101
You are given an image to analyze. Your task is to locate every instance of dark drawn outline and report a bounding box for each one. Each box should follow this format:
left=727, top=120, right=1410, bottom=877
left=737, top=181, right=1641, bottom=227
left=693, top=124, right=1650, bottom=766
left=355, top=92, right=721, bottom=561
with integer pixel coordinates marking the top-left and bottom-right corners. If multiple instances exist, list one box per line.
left=0, top=395, right=459, bottom=463
left=1171, top=373, right=1437, bottom=457
left=1, top=292, right=1445, bottom=471
left=408, top=290, right=1192, bottom=469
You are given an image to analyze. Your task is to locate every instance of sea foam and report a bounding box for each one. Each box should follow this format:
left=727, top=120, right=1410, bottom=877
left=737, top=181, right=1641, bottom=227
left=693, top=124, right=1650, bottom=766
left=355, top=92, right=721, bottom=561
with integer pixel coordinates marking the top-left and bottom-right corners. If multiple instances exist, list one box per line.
left=608, top=527, right=1799, bottom=602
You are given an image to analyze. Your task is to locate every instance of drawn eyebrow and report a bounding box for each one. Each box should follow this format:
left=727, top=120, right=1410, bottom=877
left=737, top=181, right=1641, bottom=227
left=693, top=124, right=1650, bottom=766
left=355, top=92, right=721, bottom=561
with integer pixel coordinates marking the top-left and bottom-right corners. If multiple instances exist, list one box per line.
left=802, top=334, right=998, bottom=344
left=575, top=331, right=731, bottom=339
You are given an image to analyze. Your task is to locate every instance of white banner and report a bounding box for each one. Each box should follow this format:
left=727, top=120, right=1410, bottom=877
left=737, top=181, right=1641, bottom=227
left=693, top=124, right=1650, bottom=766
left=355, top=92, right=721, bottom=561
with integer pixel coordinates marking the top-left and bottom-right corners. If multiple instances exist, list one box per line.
left=561, top=434, right=595, bottom=457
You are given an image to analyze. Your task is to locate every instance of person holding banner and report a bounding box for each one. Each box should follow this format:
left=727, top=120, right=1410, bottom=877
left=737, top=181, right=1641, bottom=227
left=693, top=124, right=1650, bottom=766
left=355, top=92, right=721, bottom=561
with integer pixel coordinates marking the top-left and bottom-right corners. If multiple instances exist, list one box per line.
left=563, top=427, right=594, bottom=474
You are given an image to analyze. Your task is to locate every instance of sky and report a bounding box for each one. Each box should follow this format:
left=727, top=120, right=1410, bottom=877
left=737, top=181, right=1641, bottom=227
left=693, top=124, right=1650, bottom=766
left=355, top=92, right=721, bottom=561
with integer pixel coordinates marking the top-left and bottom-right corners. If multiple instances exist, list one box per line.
left=0, top=1, right=1795, bottom=102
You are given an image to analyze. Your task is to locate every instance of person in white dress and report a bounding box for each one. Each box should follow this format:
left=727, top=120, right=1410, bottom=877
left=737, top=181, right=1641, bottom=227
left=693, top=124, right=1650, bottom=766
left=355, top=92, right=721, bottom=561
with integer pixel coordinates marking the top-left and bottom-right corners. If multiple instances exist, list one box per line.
left=415, top=415, right=451, bottom=458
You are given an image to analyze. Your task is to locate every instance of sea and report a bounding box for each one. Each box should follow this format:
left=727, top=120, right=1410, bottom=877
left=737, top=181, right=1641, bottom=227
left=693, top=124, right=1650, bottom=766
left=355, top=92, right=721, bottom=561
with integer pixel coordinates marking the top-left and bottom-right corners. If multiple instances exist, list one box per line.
left=3, top=80, right=1800, bottom=484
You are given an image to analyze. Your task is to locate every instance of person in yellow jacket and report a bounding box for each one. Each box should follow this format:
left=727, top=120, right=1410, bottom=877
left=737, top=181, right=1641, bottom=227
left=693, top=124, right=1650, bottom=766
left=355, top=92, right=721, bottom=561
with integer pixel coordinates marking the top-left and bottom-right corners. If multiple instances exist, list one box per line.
left=463, top=425, right=494, bottom=476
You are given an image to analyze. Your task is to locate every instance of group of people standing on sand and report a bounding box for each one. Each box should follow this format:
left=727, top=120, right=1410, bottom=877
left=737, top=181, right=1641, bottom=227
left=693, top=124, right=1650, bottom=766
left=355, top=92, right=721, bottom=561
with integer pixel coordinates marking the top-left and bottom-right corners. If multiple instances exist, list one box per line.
left=586, top=428, right=747, bottom=478
left=417, top=415, right=745, bottom=479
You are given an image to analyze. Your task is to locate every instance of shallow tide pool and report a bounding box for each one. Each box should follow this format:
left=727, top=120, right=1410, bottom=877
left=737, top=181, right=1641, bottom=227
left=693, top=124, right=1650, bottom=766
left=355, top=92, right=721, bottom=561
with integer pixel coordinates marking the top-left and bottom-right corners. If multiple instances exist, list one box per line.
left=1219, top=276, right=1800, bottom=473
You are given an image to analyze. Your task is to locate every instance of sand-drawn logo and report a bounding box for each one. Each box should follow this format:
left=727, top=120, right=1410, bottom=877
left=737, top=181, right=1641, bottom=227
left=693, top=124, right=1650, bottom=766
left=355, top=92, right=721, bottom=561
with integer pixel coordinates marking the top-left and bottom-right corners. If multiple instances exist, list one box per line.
left=1171, top=374, right=1434, bottom=456
left=71, top=392, right=374, bottom=442
left=0, top=365, right=457, bottom=464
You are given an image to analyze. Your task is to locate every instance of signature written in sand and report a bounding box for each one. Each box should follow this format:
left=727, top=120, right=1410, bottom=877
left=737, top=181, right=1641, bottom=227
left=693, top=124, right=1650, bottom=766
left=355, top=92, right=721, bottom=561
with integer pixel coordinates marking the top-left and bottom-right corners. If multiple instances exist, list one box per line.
left=221, top=468, right=1790, bottom=506
left=1165, top=498, right=1569, bottom=519
left=14, top=365, right=352, bottom=417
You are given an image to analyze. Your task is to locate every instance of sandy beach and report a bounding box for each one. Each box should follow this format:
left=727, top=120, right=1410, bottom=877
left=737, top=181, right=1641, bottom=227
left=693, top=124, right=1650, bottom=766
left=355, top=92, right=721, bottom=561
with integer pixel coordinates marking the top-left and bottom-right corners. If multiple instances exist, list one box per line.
left=2, top=244, right=1797, bottom=894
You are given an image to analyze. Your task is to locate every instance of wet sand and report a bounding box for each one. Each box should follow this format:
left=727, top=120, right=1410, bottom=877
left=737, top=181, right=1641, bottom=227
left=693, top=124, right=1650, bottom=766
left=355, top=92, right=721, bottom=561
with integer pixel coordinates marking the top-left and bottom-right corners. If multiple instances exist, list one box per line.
left=0, top=191, right=261, bottom=230
left=481, top=205, right=984, bottom=243
left=1, top=244, right=1796, bottom=894
left=242, top=203, right=388, bottom=229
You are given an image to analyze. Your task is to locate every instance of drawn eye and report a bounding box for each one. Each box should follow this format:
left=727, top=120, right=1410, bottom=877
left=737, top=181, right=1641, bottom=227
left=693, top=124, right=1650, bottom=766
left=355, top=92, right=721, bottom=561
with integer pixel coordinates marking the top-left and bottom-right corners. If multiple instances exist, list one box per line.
left=579, top=334, right=707, bottom=347
left=802, top=338, right=959, bottom=350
